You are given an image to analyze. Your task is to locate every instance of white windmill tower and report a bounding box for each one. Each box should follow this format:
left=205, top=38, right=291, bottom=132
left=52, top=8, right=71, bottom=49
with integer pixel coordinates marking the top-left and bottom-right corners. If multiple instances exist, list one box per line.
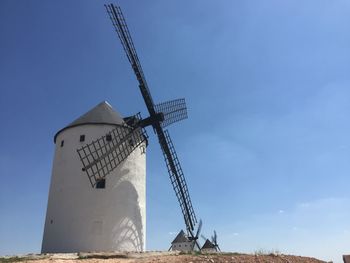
left=41, top=101, right=147, bottom=253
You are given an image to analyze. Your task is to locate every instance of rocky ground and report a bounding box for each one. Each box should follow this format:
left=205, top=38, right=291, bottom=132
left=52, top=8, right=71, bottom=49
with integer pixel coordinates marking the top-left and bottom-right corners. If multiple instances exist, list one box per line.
left=0, top=251, right=329, bottom=263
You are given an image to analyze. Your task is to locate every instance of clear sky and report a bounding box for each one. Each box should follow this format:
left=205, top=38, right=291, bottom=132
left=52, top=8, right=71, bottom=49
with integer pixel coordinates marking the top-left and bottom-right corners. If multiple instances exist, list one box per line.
left=0, top=1, right=350, bottom=262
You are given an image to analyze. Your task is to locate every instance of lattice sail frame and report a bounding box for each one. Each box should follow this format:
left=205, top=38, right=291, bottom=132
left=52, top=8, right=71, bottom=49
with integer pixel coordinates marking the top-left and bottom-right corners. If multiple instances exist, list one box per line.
left=105, top=4, right=155, bottom=110
left=77, top=121, right=148, bottom=187
left=161, top=129, right=197, bottom=229
left=105, top=3, right=199, bottom=239
left=155, top=98, right=188, bottom=128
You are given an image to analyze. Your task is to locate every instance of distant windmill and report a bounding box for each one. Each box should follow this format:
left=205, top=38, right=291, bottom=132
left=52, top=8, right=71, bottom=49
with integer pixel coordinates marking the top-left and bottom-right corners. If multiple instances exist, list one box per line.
left=201, top=231, right=221, bottom=252
left=170, top=219, right=202, bottom=251
left=41, top=4, right=201, bottom=253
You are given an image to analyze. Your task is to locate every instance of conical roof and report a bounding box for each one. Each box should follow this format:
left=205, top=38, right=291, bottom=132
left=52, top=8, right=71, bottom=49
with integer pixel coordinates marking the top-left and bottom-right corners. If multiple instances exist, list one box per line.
left=171, top=230, right=189, bottom=244
left=201, top=239, right=215, bottom=249
left=54, top=101, right=124, bottom=142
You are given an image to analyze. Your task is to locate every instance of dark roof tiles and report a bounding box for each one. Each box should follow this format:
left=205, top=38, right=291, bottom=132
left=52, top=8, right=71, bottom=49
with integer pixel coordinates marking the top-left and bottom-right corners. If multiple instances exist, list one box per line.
left=171, top=230, right=189, bottom=244
left=201, top=239, right=215, bottom=249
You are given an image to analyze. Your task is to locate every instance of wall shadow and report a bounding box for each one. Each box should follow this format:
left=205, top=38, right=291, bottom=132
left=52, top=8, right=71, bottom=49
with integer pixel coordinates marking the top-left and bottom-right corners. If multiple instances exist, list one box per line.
left=110, top=168, right=144, bottom=251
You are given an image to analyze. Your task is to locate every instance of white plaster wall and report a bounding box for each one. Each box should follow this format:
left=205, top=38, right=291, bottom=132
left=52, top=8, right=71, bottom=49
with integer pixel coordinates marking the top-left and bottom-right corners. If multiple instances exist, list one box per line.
left=41, top=124, right=146, bottom=253
left=172, top=242, right=194, bottom=252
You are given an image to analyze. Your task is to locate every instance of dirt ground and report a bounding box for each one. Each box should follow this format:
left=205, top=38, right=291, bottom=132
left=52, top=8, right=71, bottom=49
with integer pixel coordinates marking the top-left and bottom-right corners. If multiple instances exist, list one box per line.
left=0, top=252, right=328, bottom=263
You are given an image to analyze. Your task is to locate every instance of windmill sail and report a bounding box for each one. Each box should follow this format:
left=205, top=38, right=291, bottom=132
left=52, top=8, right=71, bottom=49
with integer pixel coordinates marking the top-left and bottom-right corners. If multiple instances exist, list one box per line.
left=155, top=98, right=188, bottom=128
left=105, top=3, right=200, bottom=248
left=160, top=129, right=197, bottom=230
left=105, top=4, right=155, bottom=113
left=77, top=122, right=148, bottom=187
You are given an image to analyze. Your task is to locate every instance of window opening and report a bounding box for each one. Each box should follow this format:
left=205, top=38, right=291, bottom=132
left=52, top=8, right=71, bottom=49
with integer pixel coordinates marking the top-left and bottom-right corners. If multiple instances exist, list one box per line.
left=96, top=178, right=106, bottom=189
left=80, top=135, right=85, bottom=142
left=140, top=145, right=146, bottom=154
left=106, top=134, right=112, bottom=142
left=60, top=140, right=64, bottom=147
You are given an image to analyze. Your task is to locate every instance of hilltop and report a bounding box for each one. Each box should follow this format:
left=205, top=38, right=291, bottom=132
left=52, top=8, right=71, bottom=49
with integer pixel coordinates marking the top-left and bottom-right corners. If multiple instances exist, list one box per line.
left=0, top=251, right=328, bottom=263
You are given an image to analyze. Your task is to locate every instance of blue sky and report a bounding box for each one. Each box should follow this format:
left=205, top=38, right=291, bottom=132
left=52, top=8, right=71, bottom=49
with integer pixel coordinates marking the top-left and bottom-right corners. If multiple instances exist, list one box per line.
left=1, top=1, right=350, bottom=262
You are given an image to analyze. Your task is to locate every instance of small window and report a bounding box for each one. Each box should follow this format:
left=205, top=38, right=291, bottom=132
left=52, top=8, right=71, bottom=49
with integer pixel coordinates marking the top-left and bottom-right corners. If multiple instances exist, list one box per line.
left=140, top=145, right=146, bottom=154
left=95, top=178, right=106, bottom=189
left=60, top=140, right=64, bottom=147
left=80, top=135, right=85, bottom=142
left=129, top=138, right=134, bottom=147
left=50, top=219, right=53, bottom=224
left=106, top=134, right=112, bottom=142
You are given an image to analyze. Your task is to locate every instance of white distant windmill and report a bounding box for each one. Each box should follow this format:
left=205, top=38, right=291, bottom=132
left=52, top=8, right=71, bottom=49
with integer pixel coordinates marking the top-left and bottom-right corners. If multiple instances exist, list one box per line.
left=41, top=4, right=202, bottom=253
left=201, top=231, right=221, bottom=252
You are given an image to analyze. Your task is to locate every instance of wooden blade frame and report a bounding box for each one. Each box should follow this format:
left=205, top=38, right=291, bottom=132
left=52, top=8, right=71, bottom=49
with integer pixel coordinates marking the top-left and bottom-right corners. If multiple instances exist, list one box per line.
left=195, top=219, right=202, bottom=238
left=77, top=122, right=148, bottom=187
left=158, top=129, right=197, bottom=231
left=105, top=4, right=156, bottom=115
left=155, top=98, right=188, bottom=128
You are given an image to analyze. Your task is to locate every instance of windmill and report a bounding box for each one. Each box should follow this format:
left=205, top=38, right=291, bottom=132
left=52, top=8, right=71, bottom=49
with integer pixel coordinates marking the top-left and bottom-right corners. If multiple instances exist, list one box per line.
left=41, top=4, right=201, bottom=253
left=201, top=231, right=221, bottom=252
left=169, top=219, right=202, bottom=251
left=75, top=3, right=201, bottom=250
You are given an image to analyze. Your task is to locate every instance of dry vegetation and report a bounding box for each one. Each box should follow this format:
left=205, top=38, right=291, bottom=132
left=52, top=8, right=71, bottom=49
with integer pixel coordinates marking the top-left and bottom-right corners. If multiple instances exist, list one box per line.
left=0, top=251, right=328, bottom=263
